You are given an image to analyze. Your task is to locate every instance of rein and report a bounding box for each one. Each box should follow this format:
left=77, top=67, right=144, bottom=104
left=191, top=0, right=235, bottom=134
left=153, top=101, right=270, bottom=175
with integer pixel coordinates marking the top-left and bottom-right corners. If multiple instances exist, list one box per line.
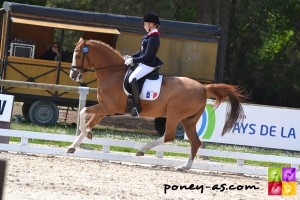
left=92, top=63, right=127, bottom=71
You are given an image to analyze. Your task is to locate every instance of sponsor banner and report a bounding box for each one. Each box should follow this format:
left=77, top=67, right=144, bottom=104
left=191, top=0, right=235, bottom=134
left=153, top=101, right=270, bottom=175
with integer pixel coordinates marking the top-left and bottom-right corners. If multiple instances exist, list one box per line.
left=185, top=101, right=300, bottom=151
left=0, top=94, right=14, bottom=122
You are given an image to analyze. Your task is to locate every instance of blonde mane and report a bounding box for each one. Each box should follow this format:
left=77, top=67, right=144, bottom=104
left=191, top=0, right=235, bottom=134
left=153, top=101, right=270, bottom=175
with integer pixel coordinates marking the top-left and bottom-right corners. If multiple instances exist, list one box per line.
left=88, top=40, right=123, bottom=59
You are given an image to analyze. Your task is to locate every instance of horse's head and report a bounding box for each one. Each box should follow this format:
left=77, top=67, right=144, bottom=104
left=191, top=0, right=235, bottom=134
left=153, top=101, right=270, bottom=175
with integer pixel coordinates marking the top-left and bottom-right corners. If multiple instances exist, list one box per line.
left=70, top=38, right=126, bottom=82
left=70, top=38, right=93, bottom=82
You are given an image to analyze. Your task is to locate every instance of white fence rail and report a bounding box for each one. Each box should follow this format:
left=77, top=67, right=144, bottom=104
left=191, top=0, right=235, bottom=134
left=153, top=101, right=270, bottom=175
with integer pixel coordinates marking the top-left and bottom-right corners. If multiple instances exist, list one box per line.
left=0, top=129, right=299, bottom=179
left=0, top=79, right=97, bottom=134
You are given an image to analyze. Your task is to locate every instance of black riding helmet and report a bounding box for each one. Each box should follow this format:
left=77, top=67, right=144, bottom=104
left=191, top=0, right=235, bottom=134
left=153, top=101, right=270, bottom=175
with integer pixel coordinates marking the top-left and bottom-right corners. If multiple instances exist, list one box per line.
left=142, top=13, right=160, bottom=25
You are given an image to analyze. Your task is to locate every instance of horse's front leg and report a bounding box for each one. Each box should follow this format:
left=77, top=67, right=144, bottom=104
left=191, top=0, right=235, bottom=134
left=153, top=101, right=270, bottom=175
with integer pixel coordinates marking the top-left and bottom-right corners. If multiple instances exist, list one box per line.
left=67, top=108, right=105, bottom=153
left=67, top=108, right=88, bottom=153
left=85, top=113, right=104, bottom=139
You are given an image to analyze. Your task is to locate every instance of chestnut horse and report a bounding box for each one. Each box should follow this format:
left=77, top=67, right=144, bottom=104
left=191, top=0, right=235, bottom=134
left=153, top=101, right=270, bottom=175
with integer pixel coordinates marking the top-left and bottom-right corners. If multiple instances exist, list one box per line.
left=67, top=38, right=245, bottom=170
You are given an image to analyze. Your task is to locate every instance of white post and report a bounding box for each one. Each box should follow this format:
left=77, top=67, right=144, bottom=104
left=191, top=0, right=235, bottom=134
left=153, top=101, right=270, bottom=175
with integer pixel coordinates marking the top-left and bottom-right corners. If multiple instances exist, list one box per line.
left=237, top=159, right=244, bottom=166
left=20, top=137, right=28, bottom=154
left=77, top=86, right=89, bottom=135
left=156, top=151, right=164, bottom=158
left=20, top=137, right=28, bottom=146
left=103, top=145, right=110, bottom=153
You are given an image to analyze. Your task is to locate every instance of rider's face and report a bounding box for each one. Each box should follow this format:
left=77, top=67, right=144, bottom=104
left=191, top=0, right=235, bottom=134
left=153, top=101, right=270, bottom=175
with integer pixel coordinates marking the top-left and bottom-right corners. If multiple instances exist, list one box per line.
left=143, top=22, right=154, bottom=32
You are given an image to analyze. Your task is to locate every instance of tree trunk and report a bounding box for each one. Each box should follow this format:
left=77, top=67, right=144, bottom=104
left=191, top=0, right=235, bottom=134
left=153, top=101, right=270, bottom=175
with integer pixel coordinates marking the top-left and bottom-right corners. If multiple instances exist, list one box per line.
left=225, top=0, right=240, bottom=84
left=197, top=0, right=213, bottom=23
left=215, top=0, right=231, bottom=83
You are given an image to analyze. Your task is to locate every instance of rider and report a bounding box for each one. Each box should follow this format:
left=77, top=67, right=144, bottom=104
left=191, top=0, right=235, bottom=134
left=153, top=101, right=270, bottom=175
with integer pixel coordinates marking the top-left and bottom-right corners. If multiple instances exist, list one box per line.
left=124, top=12, right=163, bottom=117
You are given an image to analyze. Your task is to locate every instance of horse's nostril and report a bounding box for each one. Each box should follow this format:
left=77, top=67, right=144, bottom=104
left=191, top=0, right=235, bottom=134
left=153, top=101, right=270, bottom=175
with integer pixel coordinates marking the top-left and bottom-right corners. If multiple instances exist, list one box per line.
left=70, top=73, right=75, bottom=80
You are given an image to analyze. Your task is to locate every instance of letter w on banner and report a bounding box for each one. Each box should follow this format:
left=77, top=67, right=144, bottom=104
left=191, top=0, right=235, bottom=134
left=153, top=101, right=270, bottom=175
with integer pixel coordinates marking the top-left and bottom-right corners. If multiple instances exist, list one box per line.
left=0, top=94, right=14, bottom=123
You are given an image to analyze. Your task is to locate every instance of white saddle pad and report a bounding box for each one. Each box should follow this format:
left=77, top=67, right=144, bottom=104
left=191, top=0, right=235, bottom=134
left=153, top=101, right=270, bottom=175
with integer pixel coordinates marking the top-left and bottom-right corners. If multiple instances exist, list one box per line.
left=123, top=75, right=163, bottom=101
left=140, top=75, right=163, bottom=100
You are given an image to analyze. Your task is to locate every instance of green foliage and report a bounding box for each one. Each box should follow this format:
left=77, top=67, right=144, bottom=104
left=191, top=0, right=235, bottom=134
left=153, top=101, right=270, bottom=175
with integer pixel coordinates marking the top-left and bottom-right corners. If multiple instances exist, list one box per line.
left=259, top=29, right=294, bottom=61
left=46, top=0, right=197, bottom=22
left=226, top=0, right=300, bottom=108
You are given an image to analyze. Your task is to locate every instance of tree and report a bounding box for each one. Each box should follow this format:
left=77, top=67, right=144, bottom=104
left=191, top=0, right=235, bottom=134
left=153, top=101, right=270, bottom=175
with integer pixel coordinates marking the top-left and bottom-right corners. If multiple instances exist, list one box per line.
left=226, top=0, right=300, bottom=107
left=196, top=0, right=231, bottom=83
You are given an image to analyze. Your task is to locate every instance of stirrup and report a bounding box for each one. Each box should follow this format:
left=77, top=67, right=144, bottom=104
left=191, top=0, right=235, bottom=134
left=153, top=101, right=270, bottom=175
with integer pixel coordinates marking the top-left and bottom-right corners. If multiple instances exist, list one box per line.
left=131, top=107, right=141, bottom=118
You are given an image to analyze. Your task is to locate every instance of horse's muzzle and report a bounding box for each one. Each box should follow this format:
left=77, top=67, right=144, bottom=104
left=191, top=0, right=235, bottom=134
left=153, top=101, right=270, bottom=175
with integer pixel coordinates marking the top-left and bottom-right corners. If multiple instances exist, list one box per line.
left=70, top=69, right=82, bottom=82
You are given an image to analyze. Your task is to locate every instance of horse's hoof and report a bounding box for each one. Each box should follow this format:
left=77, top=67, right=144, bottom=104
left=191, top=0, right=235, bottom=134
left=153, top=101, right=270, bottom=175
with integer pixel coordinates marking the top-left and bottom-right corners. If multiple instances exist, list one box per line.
left=67, top=148, right=76, bottom=154
left=87, top=131, right=93, bottom=140
left=136, top=151, right=145, bottom=156
left=175, top=165, right=189, bottom=171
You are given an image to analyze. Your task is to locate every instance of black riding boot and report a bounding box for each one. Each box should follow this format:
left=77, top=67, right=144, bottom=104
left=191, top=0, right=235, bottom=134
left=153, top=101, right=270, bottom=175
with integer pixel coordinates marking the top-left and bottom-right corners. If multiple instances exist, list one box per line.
left=129, top=78, right=142, bottom=117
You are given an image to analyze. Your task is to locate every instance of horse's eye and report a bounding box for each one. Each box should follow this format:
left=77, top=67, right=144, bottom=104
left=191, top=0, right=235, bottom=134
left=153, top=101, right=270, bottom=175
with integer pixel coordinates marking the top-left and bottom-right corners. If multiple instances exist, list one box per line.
left=75, top=55, right=80, bottom=59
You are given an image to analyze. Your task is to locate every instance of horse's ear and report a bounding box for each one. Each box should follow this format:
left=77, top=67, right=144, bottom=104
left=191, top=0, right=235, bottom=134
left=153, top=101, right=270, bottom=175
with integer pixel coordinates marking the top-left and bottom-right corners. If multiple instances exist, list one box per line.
left=75, top=38, right=85, bottom=45
left=78, top=38, right=84, bottom=43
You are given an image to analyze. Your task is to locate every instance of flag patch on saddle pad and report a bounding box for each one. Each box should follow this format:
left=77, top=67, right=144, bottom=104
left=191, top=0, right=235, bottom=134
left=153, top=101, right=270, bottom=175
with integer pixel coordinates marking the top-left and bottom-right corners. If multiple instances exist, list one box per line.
left=146, top=91, right=158, bottom=99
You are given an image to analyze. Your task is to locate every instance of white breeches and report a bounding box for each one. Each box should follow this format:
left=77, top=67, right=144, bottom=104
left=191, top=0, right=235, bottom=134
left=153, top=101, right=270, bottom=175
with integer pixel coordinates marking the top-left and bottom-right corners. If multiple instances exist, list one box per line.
left=128, top=63, right=155, bottom=83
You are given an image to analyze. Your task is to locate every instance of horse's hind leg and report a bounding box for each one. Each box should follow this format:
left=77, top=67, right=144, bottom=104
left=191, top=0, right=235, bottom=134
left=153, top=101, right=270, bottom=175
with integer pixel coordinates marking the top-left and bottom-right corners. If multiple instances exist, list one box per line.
left=176, top=108, right=204, bottom=171
left=136, top=135, right=165, bottom=156
left=136, top=114, right=180, bottom=156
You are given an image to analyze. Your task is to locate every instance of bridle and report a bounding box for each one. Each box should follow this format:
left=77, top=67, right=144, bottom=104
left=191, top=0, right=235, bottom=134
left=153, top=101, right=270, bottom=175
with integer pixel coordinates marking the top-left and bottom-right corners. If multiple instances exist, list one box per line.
left=70, top=40, right=127, bottom=80
left=70, top=46, right=93, bottom=74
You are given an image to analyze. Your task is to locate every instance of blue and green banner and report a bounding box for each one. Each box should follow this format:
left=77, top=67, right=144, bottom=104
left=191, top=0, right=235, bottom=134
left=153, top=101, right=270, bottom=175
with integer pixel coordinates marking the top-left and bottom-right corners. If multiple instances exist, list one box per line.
left=185, top=102, right=300, bottom=152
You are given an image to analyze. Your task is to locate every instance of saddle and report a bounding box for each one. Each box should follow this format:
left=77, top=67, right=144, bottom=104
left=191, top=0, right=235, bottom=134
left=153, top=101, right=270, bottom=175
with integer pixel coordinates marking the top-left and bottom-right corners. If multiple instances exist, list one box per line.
left=123, top=64, right=163, bottom=112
